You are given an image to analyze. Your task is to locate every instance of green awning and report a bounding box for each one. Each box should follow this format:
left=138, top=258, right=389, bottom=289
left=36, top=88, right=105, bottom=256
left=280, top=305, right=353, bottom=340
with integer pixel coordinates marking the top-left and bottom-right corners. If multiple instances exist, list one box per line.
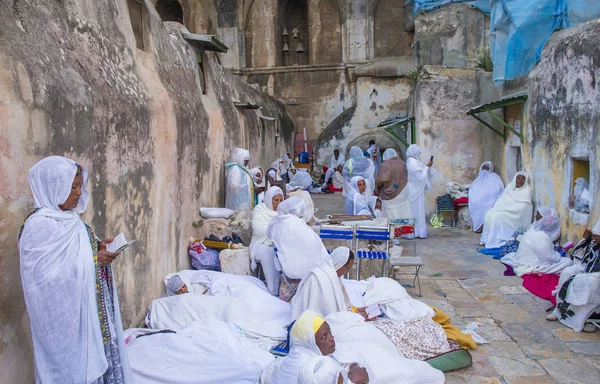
left=182, top=33, right=229, bottom=53
left=466, top=95, right=527, bottom=142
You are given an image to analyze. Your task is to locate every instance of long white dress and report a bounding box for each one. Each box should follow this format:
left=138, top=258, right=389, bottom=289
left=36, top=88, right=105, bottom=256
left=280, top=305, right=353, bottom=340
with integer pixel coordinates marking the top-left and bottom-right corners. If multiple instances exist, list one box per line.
left=378, top=149, right=410, bottom=220
left=225, top=148, right=254, bottom=211
left=468, top=161, right=505, bottom=232
left=481, top=171, right=533, bottom=248
left=406, top=145, right=435, bottom=238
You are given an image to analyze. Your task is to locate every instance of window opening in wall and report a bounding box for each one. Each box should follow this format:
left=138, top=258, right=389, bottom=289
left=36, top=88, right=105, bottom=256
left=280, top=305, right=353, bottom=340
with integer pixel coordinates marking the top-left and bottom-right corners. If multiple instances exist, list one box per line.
left=571, top=157, right=590, bottom=213
left=261, top=120, right=266, bottom=147
left=196, top=50, right=207, bottom=94
left=155, top=0, right=184, bottom=23
left=127, top=0, right=146, bottom=51
left=278, top=0, right=309, bottom=66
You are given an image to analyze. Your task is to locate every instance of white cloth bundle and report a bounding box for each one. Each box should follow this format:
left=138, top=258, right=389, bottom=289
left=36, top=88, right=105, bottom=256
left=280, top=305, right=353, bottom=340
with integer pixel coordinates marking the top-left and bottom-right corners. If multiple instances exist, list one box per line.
left=361, top=277, right=434, bottom=321
left=446, top=182, right=469, bottom=200
left=299, top=356, right=343, bottom=384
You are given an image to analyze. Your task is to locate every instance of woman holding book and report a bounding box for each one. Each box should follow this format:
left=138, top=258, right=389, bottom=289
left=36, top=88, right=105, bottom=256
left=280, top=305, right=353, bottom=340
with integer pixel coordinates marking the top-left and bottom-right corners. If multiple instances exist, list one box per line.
left=18, top=156, right=132, bottom=383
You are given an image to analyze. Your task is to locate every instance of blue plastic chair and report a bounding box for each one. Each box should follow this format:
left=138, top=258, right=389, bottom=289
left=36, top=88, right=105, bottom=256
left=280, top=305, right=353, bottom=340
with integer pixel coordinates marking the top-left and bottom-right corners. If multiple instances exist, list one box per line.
left=355, top=225, right=391, bottom=279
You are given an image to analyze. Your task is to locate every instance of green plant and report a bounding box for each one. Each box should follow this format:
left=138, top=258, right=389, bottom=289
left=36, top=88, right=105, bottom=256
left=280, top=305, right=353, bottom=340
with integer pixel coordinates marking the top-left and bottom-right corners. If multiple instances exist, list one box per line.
left=475, top=46, right=493, bottom=72
left=405, top=67, right=421, bottom=84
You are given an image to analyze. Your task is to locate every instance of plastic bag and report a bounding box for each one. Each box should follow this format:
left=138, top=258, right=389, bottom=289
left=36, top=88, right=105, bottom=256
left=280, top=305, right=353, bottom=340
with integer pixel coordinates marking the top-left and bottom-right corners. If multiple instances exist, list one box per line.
left=200, top=207, right=235, bottom=219
left=430, top=214, right=444, bottom=228
left=573, top=178, right=590, bottom=213
left=188, top=241, right=221, bottom=271
left=462, top=322, right=489, bottom=344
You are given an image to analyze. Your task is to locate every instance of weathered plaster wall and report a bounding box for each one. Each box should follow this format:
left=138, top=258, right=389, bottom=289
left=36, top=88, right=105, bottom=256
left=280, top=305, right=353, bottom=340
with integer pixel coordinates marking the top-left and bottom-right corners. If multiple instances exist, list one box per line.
left=526, top=18, right=600, bottom=241
left=373, top=0, right=413, bottom=58
left=414, top=4, right=487, bottom=68
left=414, top=66, right=490, bottom=216
left=0, top=1, right=292, bottom=381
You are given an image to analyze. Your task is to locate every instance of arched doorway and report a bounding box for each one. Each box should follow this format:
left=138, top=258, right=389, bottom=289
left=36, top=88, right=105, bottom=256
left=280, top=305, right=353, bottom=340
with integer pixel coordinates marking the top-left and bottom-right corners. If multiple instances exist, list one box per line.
left=155, top=0, right=183, bottom=24
left=346, top=132, right=407, bottom=160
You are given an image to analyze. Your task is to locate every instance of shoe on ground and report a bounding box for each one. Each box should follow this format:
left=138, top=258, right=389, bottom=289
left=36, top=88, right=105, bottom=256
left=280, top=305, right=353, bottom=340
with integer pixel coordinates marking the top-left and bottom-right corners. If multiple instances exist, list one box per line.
left=546, top=313, right=558, bottom=321
left=583, top=323, right=598, bottom=333
left=478, top=242, right=485, bottom=246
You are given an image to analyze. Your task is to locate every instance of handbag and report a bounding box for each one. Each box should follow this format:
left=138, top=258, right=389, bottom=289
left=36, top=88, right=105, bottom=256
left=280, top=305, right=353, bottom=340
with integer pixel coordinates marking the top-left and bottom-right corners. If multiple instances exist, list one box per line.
left=189, top=241, right=221, bottom=271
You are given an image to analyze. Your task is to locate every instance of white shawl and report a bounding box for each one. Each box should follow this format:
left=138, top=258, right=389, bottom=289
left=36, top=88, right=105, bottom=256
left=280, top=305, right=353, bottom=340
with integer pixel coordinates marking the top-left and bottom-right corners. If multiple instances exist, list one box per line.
left=342, top=146, right=376, bottom=197
left=330, top=153, right=346, bottom=171
left=225, top=148, right=254, bottom=211
left=250, top=187, right=283, bottom=266
left=406, top=145, right=436, bottom=203
left=468, top=161, right=505, bottom=231
left=291, top=259, right=347, bottom=319
left=19, top=156, right=130, bottom=383
left=361, top=277, right=434, bottom=321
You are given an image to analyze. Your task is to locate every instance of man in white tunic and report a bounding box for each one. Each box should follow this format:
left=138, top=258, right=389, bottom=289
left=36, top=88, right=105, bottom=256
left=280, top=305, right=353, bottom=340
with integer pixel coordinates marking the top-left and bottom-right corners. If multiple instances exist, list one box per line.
left=324, top=149, right=346, bottom=185
left=406, top=144, right=435, bottom=238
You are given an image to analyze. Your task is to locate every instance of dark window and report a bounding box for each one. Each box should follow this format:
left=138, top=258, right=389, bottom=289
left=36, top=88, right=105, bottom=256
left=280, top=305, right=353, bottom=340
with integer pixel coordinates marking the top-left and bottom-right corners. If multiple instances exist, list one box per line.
left=127, top=0, right=145, bottom=50
left=155, top=0, right=184, bottom=24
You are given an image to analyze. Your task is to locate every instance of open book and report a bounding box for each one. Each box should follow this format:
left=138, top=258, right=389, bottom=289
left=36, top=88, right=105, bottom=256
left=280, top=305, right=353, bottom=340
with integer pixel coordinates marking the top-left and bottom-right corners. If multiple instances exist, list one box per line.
left=107, top=232, right=136, bottom=253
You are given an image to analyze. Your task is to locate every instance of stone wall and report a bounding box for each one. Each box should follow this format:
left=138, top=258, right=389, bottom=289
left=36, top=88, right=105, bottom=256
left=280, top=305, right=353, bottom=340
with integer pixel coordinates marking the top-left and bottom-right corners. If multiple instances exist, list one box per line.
left=526, top=18, right=600, bottom=241
left=0, top=1, right=293, bottom=381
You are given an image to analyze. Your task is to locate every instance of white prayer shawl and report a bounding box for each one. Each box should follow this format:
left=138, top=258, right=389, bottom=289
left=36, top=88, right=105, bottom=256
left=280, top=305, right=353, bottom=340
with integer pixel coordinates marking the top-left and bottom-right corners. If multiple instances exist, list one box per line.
left=482, top=171, right=533, bottom=248
left=291, top=259, right=347, bottom=319
left=369, top=196, right=385, bottom=219
left=330, top=153, right=346, bottom=171
left=272, top=310, right=326, bottom=384
left=18, top=156, right=132, bottom=383
left=330, top=247, right=351, bottom=271
left=501, top=216, right=572, bottom=277
left=342, top=146, right=376, bottom=197
left=127, top=319, right=274, bottom=384
left=553, top=263, right=600, bottom=332
left=362, top=277, right=435, bottom=321
left=288, top=169, right=314, bottom=190
left=226, top=148, right=254, bottom=211
left=299, top=356, right=343, bottom=384
left=468, top=161, right=505, bottom=232
left=406, top=145, right=436, bottom=238
left=250, top=187, right=283, bottom=267
left=332, top=171, right=344, bottom=189
left=326, top=312, right=445, bottom=384
left=346, top=175, right=370, bottom=215
left=287, top=191, right=316, bottom=223
left=250, top=167, right=266, bottom=188
left=267, top=202, right=328, bottom=279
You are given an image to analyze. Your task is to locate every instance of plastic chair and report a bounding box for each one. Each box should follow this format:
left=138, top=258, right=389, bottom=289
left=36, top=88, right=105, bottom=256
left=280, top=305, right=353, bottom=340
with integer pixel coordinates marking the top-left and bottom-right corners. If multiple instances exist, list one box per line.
left=388, top=246, right=424, bottom=297
left=319, top=224, right=354, bottom=253
left=354, top=225, right=391, bottom=279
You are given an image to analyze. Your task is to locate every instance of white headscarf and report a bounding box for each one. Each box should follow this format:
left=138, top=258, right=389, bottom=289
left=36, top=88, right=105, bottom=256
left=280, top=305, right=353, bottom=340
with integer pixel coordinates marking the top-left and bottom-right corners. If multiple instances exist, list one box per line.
left=406, top=144, right=421, bottom=160
left=537, top=206, right=558, bottom=218
left=330, top=247, right=351, bottom=271
left=166, top=275, right=186, bottom=295
left=529, top=215, right=562, bottom=242
left=382, top=148, right=398, bottom=161
left=299, top=356, right=342, bottom=384
left=277, top=196, right=306, bottom=218
left=342, top=147, right=376, bottom=197
left=250, top=167, right=265, bottom=187
left=264, top=186, right=284, bottom=210
left=232, top=148, right=250, bottom=167
left=480, top=161, right=494, bottom=172
left=273, top=310, right=326, bottom=383
left=19, top=156, right=131, bottom=382
left=348, top=176, right=370, bottom=215
left=347, top=176, right=366, bottom=202
left=506, top=171, right=533, bottom=203
left=469, top=161, right=504, bottom=232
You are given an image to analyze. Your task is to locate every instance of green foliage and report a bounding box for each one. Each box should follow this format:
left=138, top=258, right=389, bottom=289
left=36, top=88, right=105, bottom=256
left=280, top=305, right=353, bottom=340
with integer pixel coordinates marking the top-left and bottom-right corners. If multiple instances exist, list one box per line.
left=476, top=46, right=493, bottom=72
left=405, top=67, right=421, bottom=84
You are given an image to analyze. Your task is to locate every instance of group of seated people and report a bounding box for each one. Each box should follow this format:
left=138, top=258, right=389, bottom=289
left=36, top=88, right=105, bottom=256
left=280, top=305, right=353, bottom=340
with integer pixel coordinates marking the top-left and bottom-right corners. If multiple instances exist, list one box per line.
left=467, top=161, right=599, bottom=333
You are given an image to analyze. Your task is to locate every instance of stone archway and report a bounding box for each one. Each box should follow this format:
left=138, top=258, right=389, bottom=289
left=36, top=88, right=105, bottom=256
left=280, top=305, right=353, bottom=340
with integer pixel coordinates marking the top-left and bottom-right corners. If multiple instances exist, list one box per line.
left=346, top=131, right=407, bottom=160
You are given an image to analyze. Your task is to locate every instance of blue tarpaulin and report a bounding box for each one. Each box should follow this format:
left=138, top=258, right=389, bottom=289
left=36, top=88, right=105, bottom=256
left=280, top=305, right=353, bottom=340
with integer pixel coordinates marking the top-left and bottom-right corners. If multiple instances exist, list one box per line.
left=408, top=0, right=600, bottom=86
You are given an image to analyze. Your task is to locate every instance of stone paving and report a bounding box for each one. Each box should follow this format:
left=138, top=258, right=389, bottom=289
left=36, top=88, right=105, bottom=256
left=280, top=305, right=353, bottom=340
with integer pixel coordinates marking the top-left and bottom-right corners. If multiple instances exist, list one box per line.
left=312, top=194, right=600, bottom=384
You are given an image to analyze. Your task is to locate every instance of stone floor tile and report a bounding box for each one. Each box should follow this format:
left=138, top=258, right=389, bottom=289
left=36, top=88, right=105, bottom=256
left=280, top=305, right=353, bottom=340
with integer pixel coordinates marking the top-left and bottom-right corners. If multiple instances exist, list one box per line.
left=458, top=278, right=489, bottom=289
left=584, top=356, right=600, bottom=371
left=436, top=279, right=464, bottom=290
left=553, top=327, right=600, bottom=341
left=488, top=357, right=546, bottom=377
left=565, top=341, right=600, bottom=356
left=454, top=303, right=492, bottom=318
left=498, top=285, right=528, bottom=295
left=473, top=294, right=513, bottom=305
left=459, top=354, right=500, bottom=377
left=520, top=343, right=574, bottom=360
left=483, top=303, right=534, bottom=322
left=501, top=322, right=558, bottom=344
left=502, top=375, right=558, bottom=384
left=538, top=358, right=600, bottom=383
left=475, top=341, right=526, bottom=357
left=473, top=324, right=514, bottom=343
left=465, top=376, right=503, bottom=384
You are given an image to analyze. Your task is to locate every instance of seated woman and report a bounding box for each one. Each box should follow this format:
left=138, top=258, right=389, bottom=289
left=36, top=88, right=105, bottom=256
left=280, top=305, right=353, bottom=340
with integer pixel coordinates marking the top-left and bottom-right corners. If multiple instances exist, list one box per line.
left=369, top=196, right=385, bottom=218
left=480, top=171, right=534, bottom=248
left=345, top=176, right=371, bottom=216
left=468, top=161, right=505, bottom=233
left=287, top=168, right=315, bottom=191
left=250, top=186, right=285, bottom=295
left=549, top=221, right=600, bottom=332
left=225, top=147, right=255, bottom=211
left=267, top=197, right=328, bottom=280
left=328, top=165, right=344, bottom=192
left=250, top=167, right=266, bottom=202
left=270, top=310, right=371, bottom=384
left=342, top=147, right=376, bottom=207
left=501, top=214, right=572, bottom=277
left=127, top=319, right=274, bottom=384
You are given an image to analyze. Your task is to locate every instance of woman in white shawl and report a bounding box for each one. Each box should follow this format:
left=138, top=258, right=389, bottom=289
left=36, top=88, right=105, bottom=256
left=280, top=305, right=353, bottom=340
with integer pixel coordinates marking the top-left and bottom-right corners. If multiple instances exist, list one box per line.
left=406, top=144, right=435, bottom=238
left=345, top=176, right=372, bottom=215
left=468, top=161, right=505, bottom=233
left=501, top=214, right=571, bottom=277
left=225, top=148, right=255, bottom=211
left=267, top=197, right=329, bottom=280
left=250, top=186, right=284, bottom=295
left=18, top=156, right=132, bottom=383
left=288, top=168, right=314, bottom=191
left=481, top=171, right=533, bottom=248
left=342, top=146, right=376, bottom=201
left=369, top=196, right=385, bottom=219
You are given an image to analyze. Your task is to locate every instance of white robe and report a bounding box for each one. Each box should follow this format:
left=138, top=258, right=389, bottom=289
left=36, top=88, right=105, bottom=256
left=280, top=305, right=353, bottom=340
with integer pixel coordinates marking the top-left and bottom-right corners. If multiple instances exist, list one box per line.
left=127, top=319, right=274, bottom=384
left=468, top=164, right=505, bottom=232
left=342, top=146, right=376, bottom=198
left=225, top=148, right=254, bottom=211
left=381, top=186, right=410, bottom=220
left=250, top=201, right=280, bottom=295
left=481, top=172, right=533, bottom=248
left=406, top=158, right=435, bottom=238
left=325, top=154, right=346, bottom=183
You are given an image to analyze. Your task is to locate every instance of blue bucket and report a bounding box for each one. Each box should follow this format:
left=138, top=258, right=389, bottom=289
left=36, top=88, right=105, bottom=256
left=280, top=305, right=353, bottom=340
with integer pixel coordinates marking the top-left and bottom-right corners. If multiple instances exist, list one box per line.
left=298, top=152, right=309, bottom=163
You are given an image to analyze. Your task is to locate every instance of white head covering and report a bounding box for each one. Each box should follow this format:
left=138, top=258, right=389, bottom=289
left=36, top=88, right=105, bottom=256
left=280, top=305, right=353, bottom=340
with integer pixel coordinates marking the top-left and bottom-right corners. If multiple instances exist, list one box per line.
left=268, top=169, right=277, bottom=179
left=382, top=148, right=398, bottom=161
left=299, top=356, right=342, bottom=384
left=330, top=247, right=351, bottom=271
left=480, top=161, right=494, bottom=172
left=349, top=176, right=365, bottom=197
left=166, top=275, right=186, bottom=295
left=406, top=144, right=421, bottom=160
left=231, top=148, right=250, bottom=167
left=368, top=196, right=381, bottom=211
left=264, top=186, right=284, bottom=210
left=28, top=156, right=89, bottom=213
left=537, top=206, right=558, bottom=218
left=506, top=171, right=533, bottom=203
left=529, top=215, right=562, bottom=242
left=277, top=196, right=306, bottom=218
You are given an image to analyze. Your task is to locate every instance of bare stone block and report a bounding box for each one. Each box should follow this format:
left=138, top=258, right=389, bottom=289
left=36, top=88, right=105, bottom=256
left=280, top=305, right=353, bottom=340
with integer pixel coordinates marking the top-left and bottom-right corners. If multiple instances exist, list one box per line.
left=565, top=341, right=600, bottom=356
left=488, top=357, right=545, bottom=377
left=484, top=303, right=533, bottom=323
left=501, top=322, right=558, bottom=344
left=502, top=376, right=558, bottom=384
left=539, top=358, right=600, bottom=383
left=219, top=248, right=251, bottom=276
left=520, top=343, right=574, bottom=360
left=498, top=285, right=527, bottom=295
left=475, top=341, right=525, bottom=357
left=553, top=327, right=600, bottom=342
